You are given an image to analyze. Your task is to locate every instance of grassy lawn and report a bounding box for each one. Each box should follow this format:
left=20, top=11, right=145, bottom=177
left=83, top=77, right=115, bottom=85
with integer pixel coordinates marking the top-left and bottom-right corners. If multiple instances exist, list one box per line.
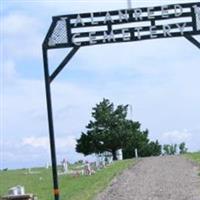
left=184, top=152, right=200, bottom=164
left=0, top=159, right=134, bottom=200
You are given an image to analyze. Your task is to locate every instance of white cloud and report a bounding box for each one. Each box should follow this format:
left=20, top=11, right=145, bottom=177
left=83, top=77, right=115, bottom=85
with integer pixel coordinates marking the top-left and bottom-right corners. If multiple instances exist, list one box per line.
left=22, top=136, right=50, bottom=150
left=31, top=0, right=127, bottom=14
left=0, top=60, right=18, bottom=84
left=159, top=129, right=200, bottom=152
left=24, top=0, right=197, bottom=13
left=22, top=135, right=76, bottom=151
left=2, top=13, right=43, bottom=59
left=1, top=135, right=88, bottom=169
left=161, top=129, right=191, bottom=143
left=2, top=13, right=41, bottom=36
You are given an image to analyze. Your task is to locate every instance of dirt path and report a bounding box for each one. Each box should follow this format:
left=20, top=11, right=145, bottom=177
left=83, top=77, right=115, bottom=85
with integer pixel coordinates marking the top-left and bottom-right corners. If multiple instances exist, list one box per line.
left=95, top=156, right=200, bottom=200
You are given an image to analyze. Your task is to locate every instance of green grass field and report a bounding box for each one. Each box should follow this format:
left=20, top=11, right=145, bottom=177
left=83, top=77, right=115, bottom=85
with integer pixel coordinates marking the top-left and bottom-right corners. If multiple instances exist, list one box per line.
left=0, top=159, right=134, bottom=200
left=184, top=152, right=200, bottom=164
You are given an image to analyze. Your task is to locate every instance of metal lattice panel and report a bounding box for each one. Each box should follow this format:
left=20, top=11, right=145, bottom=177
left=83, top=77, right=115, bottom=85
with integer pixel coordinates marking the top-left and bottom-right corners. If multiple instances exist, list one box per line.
left=48, top=19, right=68, bottom=46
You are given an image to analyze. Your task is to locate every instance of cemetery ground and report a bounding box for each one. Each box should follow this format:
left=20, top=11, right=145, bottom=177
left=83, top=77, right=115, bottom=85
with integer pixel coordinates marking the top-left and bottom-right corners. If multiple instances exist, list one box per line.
left=1, top=153, right=200, bottom=200
left=0, top=159, right=134, bottom=200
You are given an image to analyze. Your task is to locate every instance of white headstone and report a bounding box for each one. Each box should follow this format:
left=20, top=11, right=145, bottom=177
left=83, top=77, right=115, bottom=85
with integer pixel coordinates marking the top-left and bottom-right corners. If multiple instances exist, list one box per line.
left=135, top=148, right=138, bottom=158
left=8, top=186, right=25, bottom=196
left=95, top=154, right=101, bottom=169
left=61, top=159, right=68, bottom=173
left=107, top=156, right=113, bottom=164
left=46, top=162, right=49, bottom=169
left=84, top=162, right=92, bottom=175
left=116, top=149, right=123, bottom=160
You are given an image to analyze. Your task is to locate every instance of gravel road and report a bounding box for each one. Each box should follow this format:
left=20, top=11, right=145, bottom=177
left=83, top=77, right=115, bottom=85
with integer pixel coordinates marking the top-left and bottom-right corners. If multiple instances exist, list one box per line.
left=95, top=156, right=200, bottom=200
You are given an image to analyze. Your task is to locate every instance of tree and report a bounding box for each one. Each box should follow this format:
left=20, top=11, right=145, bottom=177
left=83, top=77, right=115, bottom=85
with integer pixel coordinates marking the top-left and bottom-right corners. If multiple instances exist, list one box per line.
left=145, top=140, right=162, bottom=156
left=76, top=98, right=129, bottom=160
left=170, top=144, right=177, bottom=155
left=122, top=122, right=150, bottom=158
left=179, top=142, right=188, bottom=154
left=76, top=99, right=162, bottom=159
left=163, top=144, right=177, bottom=155
left=163, top=144, right=170, bottom=155
left=122, top=122, right=161, bottom=158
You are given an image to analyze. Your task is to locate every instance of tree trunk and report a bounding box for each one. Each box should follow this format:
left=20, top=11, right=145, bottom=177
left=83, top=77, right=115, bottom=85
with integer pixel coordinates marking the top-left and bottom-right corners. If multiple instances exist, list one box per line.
left=112, top=149, right=117, bottom=160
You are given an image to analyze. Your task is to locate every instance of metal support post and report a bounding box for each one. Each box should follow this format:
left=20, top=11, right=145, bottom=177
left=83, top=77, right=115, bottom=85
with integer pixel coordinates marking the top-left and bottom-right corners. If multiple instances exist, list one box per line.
left=42, top=46, right=60, bottom=200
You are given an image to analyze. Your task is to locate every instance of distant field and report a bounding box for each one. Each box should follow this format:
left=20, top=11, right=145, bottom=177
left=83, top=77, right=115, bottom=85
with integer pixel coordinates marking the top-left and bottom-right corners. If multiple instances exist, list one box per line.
left=0, top=159, right=134, bottom=200
left=184, top=152, right=200, bottom=164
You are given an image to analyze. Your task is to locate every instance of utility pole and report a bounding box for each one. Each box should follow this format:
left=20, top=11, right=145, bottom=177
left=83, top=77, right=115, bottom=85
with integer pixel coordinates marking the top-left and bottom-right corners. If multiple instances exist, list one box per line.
left=127, top=0, right=132, bottom=9
left=128, top=104, right=133, bottom=120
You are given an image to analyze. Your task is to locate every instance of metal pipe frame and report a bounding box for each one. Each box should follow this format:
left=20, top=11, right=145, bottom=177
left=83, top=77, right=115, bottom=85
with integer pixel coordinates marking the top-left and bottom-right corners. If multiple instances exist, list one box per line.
left=42, top=45, right=79, bottom=200
left=185, top=35, right=200, bottom=49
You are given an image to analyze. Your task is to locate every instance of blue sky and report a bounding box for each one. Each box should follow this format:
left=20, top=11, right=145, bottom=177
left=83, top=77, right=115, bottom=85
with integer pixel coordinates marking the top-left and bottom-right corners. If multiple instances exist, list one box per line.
left=1, top=0, right=200, bottom=169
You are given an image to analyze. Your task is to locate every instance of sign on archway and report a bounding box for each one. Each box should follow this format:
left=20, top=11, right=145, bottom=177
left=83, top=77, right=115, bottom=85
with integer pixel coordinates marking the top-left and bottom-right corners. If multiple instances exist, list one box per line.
left=44, top=2, right=200, bottom=49
left=42, top=2, right=200, bottom=200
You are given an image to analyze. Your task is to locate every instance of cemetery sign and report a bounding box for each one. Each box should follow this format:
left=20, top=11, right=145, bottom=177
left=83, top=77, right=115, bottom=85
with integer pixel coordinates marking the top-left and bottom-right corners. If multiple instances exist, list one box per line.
left=44, top=2, right=200, bottom=49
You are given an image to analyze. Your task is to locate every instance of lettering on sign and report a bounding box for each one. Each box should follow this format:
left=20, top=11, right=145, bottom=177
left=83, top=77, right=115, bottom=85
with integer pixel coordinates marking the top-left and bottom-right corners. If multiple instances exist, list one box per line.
left=44, top=2, right=200, bottom=49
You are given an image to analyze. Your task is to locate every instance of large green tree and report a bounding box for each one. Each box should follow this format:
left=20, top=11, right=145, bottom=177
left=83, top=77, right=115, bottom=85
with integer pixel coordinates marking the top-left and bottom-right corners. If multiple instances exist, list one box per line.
left=76, top=99, right=129, bottom=160
left=76, top=99, right=161, bottom=159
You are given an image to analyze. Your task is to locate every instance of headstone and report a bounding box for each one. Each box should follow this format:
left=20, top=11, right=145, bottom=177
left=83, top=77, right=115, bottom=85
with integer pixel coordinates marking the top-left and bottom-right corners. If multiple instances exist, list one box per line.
left=101, top=157, right=106, bottom=167
left=107, top=156, right=113, bottom=164
left=84, top=161, right=92, bottom=175
left=97, top=154, right=105, bottom=168
left=105, top=155, right=113, bottom=165
left=45, top=162, right=49, bottom=169
left=8, top=186, right=25, bottom=196
left=95, top=154, right=101, bottom=169
left=61, top=158, right=68, bottom=173
left=116, top=149, right=123, bottom=160
left=135, top=148, right=138, bottom=158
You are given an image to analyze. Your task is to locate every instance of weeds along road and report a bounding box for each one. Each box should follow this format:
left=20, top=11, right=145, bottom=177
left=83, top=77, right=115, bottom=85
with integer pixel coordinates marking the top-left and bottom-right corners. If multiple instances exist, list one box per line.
left=95, top=156, right=200, bottom=200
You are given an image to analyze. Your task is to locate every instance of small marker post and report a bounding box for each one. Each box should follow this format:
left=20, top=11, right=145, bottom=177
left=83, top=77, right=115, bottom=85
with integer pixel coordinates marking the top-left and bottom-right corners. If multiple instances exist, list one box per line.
left=135, top=148, right=138, bottom=159
left=127, top=0, right=132, bottom=9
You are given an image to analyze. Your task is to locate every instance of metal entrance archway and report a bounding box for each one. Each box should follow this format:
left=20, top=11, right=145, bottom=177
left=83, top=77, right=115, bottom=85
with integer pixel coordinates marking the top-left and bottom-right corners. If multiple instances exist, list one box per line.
left=42, top=2, right=200, bottom=200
